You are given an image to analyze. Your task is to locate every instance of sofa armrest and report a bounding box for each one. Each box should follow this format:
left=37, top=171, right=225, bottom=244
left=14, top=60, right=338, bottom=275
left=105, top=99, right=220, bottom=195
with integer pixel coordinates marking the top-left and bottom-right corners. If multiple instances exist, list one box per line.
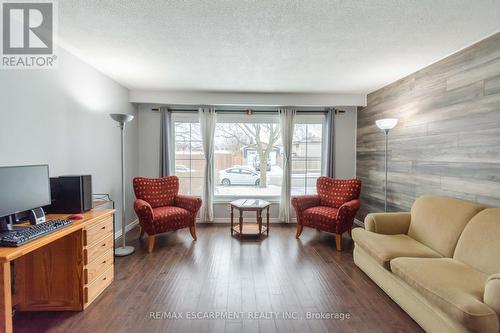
left=485, top=273, right=500, bottom=317
left=134, top=199, right=154, bottom=223
left=364, top=212, right=411, bottom=235
left=291, top=195, right=320, bottom=212
left=291, top=195, right=321, bottom=224
left=338, top=199, right=361, bottom=212
left=175, top=194, right=202, bottom=216
left=336, top=199, right=361, bottom=234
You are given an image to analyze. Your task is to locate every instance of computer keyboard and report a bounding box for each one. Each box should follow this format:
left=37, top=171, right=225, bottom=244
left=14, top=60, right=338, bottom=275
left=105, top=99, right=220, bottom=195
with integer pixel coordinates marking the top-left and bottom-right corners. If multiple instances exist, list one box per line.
left=0, top=219, right=72, bottom=247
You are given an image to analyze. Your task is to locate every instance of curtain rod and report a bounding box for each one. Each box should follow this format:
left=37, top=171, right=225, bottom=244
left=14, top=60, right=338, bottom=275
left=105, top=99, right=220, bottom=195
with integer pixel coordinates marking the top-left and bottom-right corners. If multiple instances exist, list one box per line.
left=150, top=108, right=346, bottom=114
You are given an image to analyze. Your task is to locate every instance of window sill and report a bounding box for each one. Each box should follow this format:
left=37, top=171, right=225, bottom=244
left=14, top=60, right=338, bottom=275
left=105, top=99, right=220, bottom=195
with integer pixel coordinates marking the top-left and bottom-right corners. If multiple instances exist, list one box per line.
left=213, top=196, right=280, bottom=204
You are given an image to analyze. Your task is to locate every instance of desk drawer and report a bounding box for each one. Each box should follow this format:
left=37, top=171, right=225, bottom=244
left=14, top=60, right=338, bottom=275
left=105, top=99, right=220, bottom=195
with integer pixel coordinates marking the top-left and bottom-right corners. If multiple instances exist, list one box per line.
left=84, top=249, right=113, bottom=284
left=85, top=266, right=113, bottom=305
left=85, top=234, right=113, bottom=264
left=85, top=217, right=113, bottom=246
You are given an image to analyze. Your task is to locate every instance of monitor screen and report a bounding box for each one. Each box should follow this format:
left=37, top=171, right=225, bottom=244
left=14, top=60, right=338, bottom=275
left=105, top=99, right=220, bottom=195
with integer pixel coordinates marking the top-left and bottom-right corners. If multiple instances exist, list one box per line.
left=0, top=165, right=51, bottom=217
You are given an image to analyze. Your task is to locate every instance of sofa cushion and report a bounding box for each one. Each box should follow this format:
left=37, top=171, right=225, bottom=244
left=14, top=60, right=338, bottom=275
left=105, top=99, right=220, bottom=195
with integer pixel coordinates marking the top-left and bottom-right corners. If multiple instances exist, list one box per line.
left=454, top=208, right=500, bottom=275
left=391, top=257, right=498, bottom=333
left=408, top=196, right=485, bottom=257
left=352, top=228, right=441, bottom=270
left=485, top=274, right=500, bottom=319
left=302, top=206, right=338, bottom=232
left=304, top=206, right=338, bottom=219
left=151, top=206, right=191, bottom=233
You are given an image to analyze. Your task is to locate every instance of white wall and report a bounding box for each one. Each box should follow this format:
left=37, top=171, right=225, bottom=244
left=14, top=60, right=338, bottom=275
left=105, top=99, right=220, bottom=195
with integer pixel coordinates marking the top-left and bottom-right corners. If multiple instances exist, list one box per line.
left=137, top=105, right=161, bottom=178
left=0, top=48, right=138, bottom=231
left=136, top=104, right=357, bottom=221
left=130, top=90, right=366, bottom=107
left=334, top=106, right=357, bottom=179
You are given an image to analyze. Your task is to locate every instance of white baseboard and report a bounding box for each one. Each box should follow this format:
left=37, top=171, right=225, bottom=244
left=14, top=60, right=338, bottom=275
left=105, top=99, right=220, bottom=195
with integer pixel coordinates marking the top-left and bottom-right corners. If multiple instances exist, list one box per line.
left=118, top=217, right=359, bottom=237
left=114, top=218, right=139, bottom=240
left=197, top=217, right=298, bottom=223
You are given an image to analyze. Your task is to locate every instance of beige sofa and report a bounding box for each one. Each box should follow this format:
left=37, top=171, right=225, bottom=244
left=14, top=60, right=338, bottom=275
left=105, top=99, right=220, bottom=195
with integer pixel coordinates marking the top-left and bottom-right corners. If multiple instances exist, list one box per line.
left=352, top=195, right=500, bottom=333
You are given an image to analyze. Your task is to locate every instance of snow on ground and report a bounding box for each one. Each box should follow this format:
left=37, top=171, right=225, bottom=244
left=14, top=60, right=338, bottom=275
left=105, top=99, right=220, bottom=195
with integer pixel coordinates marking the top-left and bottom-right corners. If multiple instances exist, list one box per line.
left=214, top=165, right=318, bottom=197
left=214, top=184, right=316, bottom=197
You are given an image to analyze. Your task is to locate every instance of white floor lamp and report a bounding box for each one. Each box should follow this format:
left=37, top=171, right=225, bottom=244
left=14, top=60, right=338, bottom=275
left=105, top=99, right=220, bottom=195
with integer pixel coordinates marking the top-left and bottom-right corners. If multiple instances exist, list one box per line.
left=375, top=118, right=398, bottom=212
left=110, top=113, right=135, bottom=257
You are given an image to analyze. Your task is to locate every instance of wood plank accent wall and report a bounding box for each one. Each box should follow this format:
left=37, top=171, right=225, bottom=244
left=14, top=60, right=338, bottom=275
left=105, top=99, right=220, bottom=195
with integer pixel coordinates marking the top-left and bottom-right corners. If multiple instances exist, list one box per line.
left=356, top=32, right=500, bottom=219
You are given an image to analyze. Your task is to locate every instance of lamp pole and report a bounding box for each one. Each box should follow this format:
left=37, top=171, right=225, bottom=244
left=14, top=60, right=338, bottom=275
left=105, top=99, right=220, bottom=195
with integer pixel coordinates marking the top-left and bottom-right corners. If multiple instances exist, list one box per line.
left=119, top=121, right=126, bottom=249
left=375, top=118, right=398, bottom=213
left=384, top=129, right=389, bottom=212
left=110, top=113, right=135, bottom=257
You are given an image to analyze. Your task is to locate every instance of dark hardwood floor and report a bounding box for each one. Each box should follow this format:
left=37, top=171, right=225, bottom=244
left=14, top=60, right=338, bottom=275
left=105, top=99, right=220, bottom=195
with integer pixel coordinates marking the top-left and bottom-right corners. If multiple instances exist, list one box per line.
left=14, top=224, right=423, bottom=333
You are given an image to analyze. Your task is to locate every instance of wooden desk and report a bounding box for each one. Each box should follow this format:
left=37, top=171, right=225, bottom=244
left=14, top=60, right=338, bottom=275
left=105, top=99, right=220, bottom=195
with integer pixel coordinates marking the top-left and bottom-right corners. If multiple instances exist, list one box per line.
left=0, top=209, right=115, bottom=333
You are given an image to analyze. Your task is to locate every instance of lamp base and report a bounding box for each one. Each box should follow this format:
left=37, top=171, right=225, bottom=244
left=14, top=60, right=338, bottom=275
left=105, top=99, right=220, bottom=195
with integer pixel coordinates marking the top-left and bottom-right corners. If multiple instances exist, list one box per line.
left=114, top=245, right=135, bottom=257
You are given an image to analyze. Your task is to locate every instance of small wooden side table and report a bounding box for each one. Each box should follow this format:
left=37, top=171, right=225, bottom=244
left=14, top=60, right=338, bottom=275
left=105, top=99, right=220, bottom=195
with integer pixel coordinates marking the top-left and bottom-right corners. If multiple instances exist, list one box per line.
left=230, top=199, right=271, bottom=238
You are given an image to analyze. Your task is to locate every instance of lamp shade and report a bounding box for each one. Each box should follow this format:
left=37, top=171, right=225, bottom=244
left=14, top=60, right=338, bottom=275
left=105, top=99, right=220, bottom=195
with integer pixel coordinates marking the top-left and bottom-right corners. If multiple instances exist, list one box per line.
left=375, top=118, right=398, bottom=130
left=110, top=113, right=134, bottom=124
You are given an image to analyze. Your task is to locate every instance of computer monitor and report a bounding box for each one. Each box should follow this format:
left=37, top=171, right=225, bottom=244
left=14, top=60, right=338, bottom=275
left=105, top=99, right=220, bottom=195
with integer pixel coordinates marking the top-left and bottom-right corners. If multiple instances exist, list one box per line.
left=0, top=165, right=51, bottom=231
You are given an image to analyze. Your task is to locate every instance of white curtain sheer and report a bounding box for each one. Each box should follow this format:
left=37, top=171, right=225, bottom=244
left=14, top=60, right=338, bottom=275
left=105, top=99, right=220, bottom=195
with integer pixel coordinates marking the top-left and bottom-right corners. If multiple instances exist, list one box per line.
left=278, top=107, right=296, bottom=223
left=199, top=107, right=216, bottom=222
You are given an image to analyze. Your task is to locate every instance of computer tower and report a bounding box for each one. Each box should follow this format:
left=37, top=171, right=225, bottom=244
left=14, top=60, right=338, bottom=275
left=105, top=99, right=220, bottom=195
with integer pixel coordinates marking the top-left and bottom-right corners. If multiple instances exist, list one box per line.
left=45, top=175, right=92, bottom=213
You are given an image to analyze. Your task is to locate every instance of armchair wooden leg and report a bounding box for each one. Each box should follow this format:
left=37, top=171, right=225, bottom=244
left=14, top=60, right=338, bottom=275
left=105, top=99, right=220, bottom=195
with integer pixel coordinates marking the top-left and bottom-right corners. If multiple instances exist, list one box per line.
left=189, top=226, right=197, bottom=241
left=139, top=227, right=145, bottom=239
left=147, top=235, right=155, bottom=253
left=335, top=233, right=343, bottom=251
left=296, top=224, right=303, bottom=239
left=348, top=227, right=353, bottom=239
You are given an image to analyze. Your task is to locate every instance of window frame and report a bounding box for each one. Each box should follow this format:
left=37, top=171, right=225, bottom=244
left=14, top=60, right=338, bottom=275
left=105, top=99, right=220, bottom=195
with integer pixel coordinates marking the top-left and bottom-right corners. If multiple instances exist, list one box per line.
left=291, top=113, right=326, bottom=196
left=172, top=113, right=205, bottom=196
left=213, top=113, right=283, bottom=203
left=170, top=112, right=326, bottom=203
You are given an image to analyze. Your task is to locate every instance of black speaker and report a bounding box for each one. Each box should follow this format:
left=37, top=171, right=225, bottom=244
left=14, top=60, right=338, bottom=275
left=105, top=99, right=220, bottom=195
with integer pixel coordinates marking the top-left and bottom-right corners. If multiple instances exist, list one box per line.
left=45, top=175, right=92, bottom=214
left=27, top=207, right=46, bottom=225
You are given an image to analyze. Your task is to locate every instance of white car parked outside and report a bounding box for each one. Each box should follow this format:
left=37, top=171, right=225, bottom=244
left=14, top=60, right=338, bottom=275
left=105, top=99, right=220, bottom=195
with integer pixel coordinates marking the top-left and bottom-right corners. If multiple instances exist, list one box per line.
left=175, top=165, right=194, bottom=173
left=219, top=166, right=260, bottom=186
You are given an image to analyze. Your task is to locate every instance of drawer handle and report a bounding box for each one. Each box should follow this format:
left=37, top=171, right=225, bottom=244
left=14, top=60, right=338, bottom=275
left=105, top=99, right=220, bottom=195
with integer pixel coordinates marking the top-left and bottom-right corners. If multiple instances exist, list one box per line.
left=103, top=277, right=107, bottom=281
left=101, top=226, right=106, bottom=230
left=102, top=260, right=107, bottom=264
left=102, top=243, right=106, bottom=247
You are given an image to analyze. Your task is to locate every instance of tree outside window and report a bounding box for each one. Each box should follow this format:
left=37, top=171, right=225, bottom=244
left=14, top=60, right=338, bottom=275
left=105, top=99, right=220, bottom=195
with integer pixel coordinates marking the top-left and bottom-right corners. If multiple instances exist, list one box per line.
left=214, top=122, right=283, bottom=197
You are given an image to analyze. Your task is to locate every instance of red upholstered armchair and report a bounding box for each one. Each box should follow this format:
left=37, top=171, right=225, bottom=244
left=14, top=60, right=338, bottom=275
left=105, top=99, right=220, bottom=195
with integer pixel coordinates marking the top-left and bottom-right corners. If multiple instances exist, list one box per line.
left=133, top=176, right=202, bottom=253
left=291, top=177, right=361, bottom=251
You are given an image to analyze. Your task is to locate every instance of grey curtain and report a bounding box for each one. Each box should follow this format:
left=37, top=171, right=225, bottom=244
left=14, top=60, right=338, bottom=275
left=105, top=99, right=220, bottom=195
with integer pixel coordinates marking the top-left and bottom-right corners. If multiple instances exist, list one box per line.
left=323, top=108, right=335, bottom=178
left=159, top=107, right=174, bottom=177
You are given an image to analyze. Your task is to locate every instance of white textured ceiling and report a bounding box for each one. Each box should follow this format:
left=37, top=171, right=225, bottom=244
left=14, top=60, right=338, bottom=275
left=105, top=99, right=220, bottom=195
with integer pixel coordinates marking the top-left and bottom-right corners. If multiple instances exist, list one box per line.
left=59, top=0, right=500, bottom=94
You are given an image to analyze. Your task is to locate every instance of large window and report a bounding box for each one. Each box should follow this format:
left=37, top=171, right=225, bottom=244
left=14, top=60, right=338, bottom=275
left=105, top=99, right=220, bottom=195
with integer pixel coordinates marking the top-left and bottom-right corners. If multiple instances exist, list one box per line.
left=214, top=115, right=282, bottom=199
left=291, top=116, right=324, bottom=195
left=174, top=118, right=205, bottom=196
left=171, top=112, right=324, bottom=201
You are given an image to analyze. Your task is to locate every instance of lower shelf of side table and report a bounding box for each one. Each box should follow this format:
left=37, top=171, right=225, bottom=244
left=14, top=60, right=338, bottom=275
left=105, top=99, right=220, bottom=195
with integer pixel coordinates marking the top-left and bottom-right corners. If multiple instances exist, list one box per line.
left=232, top=223, right=268, bottom=237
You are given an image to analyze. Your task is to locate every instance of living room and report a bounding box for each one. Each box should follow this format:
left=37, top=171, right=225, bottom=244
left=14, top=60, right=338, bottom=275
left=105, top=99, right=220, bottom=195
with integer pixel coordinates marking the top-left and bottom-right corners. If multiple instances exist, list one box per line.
left=0, top=1, right=499, bottom=333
